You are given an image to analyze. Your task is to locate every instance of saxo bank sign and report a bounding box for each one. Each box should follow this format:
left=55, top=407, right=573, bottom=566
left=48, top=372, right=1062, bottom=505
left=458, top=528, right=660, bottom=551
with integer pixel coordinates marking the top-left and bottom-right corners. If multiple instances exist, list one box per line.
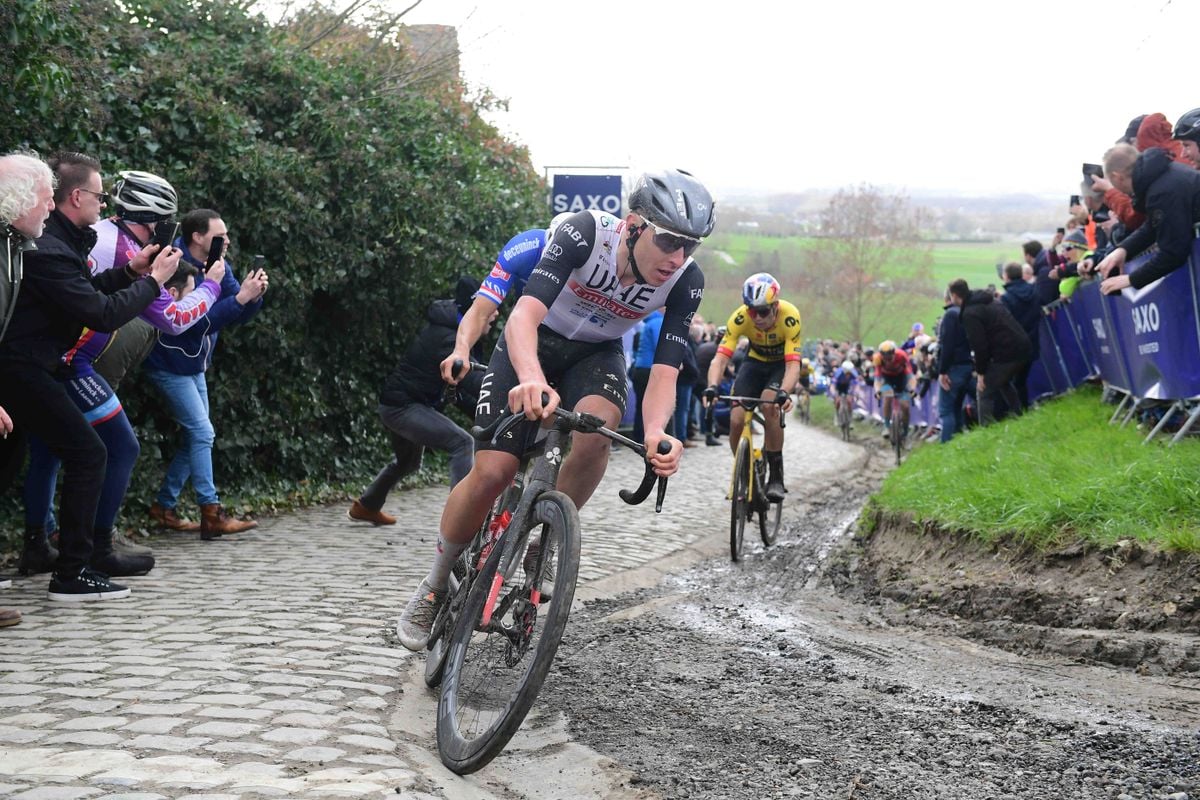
left=551, top=174, right=623, bottom=215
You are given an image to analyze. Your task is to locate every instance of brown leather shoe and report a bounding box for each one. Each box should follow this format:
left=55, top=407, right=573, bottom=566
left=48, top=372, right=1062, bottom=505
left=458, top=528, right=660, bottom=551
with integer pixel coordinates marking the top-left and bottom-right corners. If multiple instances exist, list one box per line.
left=200, top=504, right=258, bottom=540
left=347, top=500, right=396, bottom=526
left=149, top=503, right=201, bottom=532
left=0, top=608, right=21, bottom=628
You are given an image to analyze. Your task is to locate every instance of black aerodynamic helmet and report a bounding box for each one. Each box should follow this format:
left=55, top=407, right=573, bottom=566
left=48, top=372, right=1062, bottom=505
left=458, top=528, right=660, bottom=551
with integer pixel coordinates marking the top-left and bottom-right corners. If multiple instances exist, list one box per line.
left=111, top=170, right=178, bottom=224
left=628, top=168, right=716, bottom=239
left=1173, top=107, right=1200, bottom=143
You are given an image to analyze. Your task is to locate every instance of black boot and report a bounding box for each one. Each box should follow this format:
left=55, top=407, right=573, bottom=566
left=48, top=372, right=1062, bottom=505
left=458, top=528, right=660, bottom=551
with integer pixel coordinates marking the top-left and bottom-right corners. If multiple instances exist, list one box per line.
left=18, top=526, right=58, bottom=576
left=90, top=528, right=155, bottom=577
left=765, top=450, right=786, bottom=502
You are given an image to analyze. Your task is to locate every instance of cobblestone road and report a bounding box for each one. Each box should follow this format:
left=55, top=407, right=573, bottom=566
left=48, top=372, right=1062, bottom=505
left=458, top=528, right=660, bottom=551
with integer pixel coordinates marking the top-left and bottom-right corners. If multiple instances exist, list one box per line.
left=0, top=420, right=863, bottom=799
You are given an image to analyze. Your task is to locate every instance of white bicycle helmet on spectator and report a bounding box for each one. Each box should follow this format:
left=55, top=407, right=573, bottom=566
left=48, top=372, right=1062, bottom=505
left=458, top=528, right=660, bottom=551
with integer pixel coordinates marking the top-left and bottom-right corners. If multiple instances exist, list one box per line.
left=111, top=170, right=177, bottom=224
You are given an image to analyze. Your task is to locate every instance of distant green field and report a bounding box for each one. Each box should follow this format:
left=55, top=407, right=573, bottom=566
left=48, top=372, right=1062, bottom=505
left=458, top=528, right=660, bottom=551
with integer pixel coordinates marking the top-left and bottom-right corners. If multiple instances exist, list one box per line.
left=697, top=236, right=1020, bottom=345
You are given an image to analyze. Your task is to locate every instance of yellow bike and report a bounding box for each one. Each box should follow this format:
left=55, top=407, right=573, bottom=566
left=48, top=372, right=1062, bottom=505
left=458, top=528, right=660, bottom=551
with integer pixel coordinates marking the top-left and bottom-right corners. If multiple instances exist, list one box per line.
left=711, top=394, right=784, bottom=562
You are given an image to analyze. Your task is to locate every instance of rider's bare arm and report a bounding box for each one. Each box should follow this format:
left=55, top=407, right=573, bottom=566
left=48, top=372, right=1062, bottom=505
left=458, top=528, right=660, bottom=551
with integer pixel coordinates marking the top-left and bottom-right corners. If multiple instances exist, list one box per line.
left=442, top=295, right=497, bottom=382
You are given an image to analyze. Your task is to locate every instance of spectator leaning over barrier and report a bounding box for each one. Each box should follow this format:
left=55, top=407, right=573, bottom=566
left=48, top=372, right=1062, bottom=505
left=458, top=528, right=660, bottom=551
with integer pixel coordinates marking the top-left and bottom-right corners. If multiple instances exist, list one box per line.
left=143, top=209, right=267, bottom=540
left=0, top=151, right=181, bottom=602
left=1172, top=108, right=1200, bottom=169
left=1000, top=262, right=1041, bottom=409
left=1096, top=143, right=1200, bottom=294
left=935, top=286, right=974, bottom=442
left=349, top=277, right=488, bottom=526
left=0, top=151, right=57, bottom=624
left=949, top=278, right=1031, bottom=426
left=1056, top=229, right=1090, bottom=299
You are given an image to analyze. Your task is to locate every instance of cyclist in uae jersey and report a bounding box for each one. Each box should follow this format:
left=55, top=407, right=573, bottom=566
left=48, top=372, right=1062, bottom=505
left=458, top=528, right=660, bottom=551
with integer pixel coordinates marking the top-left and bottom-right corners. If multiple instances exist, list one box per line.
left=397, top=168, right=715, bottom=651
left=440, top=213, right=572, bottom=384
left=703, top=272, right=800, bottom=502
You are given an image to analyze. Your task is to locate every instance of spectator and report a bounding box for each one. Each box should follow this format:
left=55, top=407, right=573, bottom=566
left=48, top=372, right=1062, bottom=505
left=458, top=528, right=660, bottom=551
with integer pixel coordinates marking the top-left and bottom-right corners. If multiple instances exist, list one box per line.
left=91, top=171, right=217, bottom=390
left=1097, top=144, right=1200, bottom=294
left=935, top=287, right=974, bottom=442
left=675, top=325, right=699, bottom=446
left=1172, top=107, right=1200, bottom=168
left=630, top=307, right=664, bottom=444
left=0, top=151, right=180, bottom=601
left=143, top=208, right=266, bottom=540
left=694, top=328, right=724, bottom=446
left=26, top=171, right=223, bottom=547
left=901, top=322, right=923, bottom=353
left=350, top=277, right=488, bottom=525
left=949, top=279, right=1032, bottom=426
left=0, top=151, right=57, bottom=624
left=1000, top=261, right=1041, bottom=409
left=1023, top=240, right=1057, bottom=306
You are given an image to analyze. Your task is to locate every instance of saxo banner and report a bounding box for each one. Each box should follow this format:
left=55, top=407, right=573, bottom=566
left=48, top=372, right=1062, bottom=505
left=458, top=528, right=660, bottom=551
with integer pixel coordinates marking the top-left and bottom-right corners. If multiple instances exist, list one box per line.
left=550, top=174, right=623, bottom=215
left=1103, top=242, right=1200, bottom=400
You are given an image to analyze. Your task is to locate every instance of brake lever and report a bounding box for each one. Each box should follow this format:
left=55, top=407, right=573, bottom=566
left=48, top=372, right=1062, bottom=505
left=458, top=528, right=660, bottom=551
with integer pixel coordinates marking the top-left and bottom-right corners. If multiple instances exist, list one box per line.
left=619, top=441, right=672, bottom=512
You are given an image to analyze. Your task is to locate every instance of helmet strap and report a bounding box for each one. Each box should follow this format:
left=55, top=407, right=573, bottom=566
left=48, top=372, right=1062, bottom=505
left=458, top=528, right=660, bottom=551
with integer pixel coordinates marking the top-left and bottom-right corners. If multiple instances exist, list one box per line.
left=625, top=220, right=649, bottom=284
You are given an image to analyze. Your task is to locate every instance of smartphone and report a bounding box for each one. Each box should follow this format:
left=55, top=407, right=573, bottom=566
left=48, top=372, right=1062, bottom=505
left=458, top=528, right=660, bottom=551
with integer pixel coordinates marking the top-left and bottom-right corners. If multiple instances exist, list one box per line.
left=149, top=221, right=179, bottom=252
left=1082, top=163, right=1104, bottom=190
left=1056, top=227, right=1066, bottom=235
left=204, top=235, right=225, bottom=271
left=1069, top=194, right=1080, bottom=207
left=251, top=254, right=265, bottom=277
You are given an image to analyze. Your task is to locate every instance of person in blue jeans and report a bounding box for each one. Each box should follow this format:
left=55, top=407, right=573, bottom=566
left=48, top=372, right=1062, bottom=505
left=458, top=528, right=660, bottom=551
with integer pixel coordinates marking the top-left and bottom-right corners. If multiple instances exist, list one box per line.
left=935, top=289, right=975, bottom=442
left=143, top=208, right=267, bottom=540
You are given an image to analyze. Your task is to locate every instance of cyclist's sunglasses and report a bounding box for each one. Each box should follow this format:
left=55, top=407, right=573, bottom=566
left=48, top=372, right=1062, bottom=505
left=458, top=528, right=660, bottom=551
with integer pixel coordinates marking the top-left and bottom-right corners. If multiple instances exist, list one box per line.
left=748, top=304, right=777, bottom=319
left=638, top=215, right=702, bottom=257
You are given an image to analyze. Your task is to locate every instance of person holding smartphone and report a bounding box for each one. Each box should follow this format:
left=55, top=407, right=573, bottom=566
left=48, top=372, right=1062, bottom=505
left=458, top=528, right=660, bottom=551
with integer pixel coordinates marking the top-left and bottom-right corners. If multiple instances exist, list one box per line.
left=143, top=208, right=268, bottom=540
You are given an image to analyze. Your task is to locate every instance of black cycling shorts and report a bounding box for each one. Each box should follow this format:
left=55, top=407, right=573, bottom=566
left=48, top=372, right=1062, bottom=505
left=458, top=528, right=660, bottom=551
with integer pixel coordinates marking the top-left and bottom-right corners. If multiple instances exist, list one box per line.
left=878, top=371, right=909, bottom=394
left=474, top=325, right=627, bottom=457
left=732, top=358, right=786, bottom=401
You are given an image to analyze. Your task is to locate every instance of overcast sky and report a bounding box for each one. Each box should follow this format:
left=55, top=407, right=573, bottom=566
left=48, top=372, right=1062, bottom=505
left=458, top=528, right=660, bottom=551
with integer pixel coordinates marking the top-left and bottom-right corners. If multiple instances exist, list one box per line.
left=398, top=0, right=1195, bottom=200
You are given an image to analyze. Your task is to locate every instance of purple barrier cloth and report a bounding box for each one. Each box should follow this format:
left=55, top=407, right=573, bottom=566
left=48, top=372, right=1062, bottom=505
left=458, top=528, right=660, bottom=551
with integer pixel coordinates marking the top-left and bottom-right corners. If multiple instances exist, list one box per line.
left=1026, top=358, right=1055, bottom=402
left=1034, top=314, right=1072, bottom=396
left=1102, top=244, right=1200, bottom=400
left=1066, top=283, right=1122, bottom=387
left=1045, top=303, right=1092, bottom=388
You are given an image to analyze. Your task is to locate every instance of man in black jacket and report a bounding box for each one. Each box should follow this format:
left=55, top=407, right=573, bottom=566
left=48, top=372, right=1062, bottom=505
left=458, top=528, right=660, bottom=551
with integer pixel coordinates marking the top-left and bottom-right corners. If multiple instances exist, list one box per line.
left=1000, top=262, right=1041, bottom=409
left=935, top=289, right=974, bottom=442
left=348, top=277, right=491, bottom=525
left=0, top=152, right=179, bottom=602
left=1097, top=144, right=1200, bottom=293
left=949, top=279, right=1032, bottom=426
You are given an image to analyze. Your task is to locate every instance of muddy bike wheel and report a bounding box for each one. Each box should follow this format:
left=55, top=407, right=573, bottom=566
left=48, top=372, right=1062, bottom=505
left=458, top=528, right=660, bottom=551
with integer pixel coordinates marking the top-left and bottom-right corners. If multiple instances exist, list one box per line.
left=756, top=457, right=782, bottom=547
left=891, top=409, right=904, bottom=465
left=424, top=556, right=470, bottom=688
left=730, top=439, right=751, bottom=562
left=437, top=491, right=581, bottom=775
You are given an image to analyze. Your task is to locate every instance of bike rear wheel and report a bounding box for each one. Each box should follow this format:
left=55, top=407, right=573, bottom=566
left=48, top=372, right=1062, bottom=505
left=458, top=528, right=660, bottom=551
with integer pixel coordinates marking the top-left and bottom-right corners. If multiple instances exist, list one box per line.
left=437, top=491, right=581, bottom=775
left=730, top=439, right=751, bottom=562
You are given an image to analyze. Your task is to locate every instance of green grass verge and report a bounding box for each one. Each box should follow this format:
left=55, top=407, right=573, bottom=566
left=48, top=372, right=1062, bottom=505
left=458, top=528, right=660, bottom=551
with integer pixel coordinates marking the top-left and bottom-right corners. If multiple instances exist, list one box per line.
left=871, top=386, right=1200, bottom=552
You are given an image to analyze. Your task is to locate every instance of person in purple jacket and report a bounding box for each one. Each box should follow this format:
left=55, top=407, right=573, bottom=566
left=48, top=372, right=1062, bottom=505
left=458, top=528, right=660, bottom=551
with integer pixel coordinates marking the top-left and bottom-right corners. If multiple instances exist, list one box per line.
left=143, top=208, right=267, bottom=540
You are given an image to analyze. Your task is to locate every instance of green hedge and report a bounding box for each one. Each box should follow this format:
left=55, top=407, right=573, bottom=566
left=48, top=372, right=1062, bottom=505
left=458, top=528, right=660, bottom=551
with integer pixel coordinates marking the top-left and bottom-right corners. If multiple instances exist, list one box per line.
left=0, top=0, right=544, bottom=543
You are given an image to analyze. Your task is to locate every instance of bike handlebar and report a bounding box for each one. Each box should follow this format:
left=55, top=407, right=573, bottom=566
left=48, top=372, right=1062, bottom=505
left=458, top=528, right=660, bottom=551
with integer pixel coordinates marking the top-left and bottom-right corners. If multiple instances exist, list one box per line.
left=470, top=393, right=672, bottom=513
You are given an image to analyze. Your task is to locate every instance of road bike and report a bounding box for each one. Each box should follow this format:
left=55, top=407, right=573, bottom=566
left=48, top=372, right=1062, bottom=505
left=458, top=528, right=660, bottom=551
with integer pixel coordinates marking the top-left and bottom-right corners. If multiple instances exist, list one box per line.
left=834, top=392, right=854, bottom=441
left=710, top=394, right=785, bottom=562
left=424, top=396, right=670, bottom=775
left=879, top=388, right=910, bottom=466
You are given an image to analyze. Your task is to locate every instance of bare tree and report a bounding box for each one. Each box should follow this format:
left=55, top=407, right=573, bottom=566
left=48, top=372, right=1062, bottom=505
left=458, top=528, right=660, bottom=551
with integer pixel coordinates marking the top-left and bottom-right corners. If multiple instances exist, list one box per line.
left=801, top=185, right=935, bottom=344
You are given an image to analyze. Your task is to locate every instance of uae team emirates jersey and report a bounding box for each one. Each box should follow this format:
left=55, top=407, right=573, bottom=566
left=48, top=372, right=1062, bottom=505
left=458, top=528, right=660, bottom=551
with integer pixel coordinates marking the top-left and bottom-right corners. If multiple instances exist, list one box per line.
left=522, top=210, right=704, bottom=367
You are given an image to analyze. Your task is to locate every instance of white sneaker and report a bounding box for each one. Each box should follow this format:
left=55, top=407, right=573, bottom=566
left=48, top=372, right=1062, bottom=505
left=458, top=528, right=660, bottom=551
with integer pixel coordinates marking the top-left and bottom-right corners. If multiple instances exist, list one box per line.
left=396, top=578, right=444, bottom=651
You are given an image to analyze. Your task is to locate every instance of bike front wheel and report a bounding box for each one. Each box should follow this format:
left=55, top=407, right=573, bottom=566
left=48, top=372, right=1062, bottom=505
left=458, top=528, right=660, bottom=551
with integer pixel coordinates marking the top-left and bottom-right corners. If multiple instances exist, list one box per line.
left=437, top=491, right=581, bottom=775
left=730, top=439, right=751, bottom=562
